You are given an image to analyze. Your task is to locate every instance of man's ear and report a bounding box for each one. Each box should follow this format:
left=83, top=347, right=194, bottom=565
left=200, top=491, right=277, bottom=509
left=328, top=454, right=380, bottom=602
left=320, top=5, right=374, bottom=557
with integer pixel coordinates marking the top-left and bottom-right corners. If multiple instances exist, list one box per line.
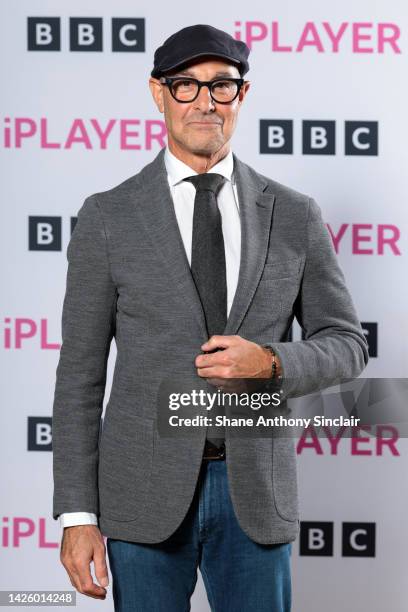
left=238, top=81, right=250, bottom=106
left=149, top=78, right=164, bottom=113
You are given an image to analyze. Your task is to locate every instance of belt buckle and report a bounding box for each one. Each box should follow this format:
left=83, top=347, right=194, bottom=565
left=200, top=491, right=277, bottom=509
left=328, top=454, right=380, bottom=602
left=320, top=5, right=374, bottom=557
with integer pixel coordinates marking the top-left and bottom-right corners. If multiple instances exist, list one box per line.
left=203, top=441, right=226, bottom=460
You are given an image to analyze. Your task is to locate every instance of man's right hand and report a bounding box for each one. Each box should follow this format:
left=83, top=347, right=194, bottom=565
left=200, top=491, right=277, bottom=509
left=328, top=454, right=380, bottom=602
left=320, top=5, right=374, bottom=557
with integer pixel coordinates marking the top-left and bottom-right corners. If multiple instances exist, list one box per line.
left=60, top=525, right=109, bottom=599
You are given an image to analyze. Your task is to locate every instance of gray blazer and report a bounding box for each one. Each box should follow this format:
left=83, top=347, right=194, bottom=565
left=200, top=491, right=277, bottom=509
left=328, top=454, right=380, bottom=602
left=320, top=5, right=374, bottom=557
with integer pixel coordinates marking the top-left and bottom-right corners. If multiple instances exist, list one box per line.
left=52, top=148, right=369, bottom=545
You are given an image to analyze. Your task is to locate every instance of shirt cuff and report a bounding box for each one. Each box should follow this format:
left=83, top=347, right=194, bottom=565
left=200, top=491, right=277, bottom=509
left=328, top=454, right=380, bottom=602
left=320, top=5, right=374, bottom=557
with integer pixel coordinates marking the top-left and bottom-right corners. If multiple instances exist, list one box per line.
left=59, top=512, right=98, bottom=528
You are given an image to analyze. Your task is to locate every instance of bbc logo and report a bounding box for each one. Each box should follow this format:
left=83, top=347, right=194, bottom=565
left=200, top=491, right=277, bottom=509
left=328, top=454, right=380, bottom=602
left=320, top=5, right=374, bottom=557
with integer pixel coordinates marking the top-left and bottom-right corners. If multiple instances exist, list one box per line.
left=260, top=120, right=378, bottom=156
left=27, top=17, right=145, bottom=52
left=299, top=521, right=376, bottom=557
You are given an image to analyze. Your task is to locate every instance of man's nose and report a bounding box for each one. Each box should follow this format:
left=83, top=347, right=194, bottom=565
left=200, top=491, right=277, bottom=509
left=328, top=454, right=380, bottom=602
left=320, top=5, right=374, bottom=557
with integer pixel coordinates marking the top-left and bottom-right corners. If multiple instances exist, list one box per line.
left=193, top=84, right=216, bottom=112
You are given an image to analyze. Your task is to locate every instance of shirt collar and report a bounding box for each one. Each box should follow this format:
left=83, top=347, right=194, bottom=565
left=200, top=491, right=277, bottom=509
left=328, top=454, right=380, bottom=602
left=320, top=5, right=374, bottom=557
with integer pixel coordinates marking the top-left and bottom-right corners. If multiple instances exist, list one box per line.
left=164, top=145, right=235, bottom=187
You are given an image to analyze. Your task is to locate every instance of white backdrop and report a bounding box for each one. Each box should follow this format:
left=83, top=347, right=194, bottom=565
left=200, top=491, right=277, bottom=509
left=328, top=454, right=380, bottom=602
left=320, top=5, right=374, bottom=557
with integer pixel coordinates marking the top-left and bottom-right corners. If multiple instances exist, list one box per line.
left=1, top=1, right=407, bottom=610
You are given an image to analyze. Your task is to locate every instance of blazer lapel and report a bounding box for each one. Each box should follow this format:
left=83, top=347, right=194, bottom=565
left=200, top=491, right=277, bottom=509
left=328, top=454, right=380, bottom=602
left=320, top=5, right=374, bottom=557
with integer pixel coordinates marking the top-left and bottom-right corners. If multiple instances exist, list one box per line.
left=223, top=155, right=276, bottom=335
left=135, top=149, right=276, bottom=340
left=136, top=148, right=208, bottom=340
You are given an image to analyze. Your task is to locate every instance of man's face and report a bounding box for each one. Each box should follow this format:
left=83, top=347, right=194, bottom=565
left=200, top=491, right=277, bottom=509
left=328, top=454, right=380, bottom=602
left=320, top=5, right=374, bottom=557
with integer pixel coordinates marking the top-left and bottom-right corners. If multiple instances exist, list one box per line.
left=149, top=58, right=250, bottom=156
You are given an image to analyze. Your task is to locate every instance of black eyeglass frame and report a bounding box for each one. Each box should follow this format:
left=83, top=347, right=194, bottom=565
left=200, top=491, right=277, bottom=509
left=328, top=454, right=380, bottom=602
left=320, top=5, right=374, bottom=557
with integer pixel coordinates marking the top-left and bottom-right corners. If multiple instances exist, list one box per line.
left=159, top=76, right=245, bottom=104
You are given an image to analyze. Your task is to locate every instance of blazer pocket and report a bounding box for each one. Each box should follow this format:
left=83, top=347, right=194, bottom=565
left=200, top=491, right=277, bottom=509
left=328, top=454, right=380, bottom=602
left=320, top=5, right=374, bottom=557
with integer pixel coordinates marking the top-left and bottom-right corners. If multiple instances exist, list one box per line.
left=262, top=257, right=302, bottom=280
left=98, top=411, right=154, bottom=522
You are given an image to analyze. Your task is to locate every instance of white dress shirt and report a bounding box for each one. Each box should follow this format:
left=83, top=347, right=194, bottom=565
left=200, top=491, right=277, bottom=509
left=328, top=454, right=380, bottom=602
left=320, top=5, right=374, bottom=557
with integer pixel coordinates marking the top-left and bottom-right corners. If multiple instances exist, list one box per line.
left=59, top=146, right=242, bottom=528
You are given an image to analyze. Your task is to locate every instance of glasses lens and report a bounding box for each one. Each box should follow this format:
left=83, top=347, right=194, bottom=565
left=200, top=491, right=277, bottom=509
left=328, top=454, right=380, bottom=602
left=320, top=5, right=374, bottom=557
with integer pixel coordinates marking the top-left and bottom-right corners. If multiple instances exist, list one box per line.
left=210, top=80, right=239, bottom=102
left=171, top=79, right=199, bottom=102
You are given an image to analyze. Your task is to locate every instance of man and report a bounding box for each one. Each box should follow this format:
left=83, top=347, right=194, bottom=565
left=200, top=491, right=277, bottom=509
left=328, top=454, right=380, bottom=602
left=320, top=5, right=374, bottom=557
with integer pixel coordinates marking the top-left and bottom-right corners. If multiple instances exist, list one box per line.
left=52, top=24, right=369, bottom=611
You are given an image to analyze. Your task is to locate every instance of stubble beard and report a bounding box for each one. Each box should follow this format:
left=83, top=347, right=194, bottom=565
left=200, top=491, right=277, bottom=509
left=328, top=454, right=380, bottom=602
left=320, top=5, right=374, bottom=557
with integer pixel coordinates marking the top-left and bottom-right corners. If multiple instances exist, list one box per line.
left=179, top=128, right=226, bottom=157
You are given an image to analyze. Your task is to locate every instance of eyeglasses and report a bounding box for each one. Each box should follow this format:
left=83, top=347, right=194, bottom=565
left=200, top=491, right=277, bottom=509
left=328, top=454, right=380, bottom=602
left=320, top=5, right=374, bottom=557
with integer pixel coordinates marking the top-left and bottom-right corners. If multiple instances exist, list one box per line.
left=159, top=76, right=245, bottom=104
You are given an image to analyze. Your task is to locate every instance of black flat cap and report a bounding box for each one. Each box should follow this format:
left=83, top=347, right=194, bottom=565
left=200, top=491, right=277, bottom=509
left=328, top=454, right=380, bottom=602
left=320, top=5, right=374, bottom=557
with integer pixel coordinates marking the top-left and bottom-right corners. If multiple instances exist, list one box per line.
left=151, top=24, right=250, bottom=78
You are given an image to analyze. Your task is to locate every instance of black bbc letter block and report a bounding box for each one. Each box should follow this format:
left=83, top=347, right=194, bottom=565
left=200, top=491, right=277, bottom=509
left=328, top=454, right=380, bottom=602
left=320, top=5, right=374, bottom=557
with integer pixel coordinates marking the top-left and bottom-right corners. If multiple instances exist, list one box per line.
left=70, top=17, right=103, bottom=51
left=303, top=120, right=335, bottom=155
left=112, top=18, right=145, bottom=52
left=299, top=522, right=334, bottom=556
left=28, top=17, right=60, bottom=51
left=345, top=121, right=378, bottom=156
left=260, top=120, right=293, bottom=154
left=28, top=417, right=53, bottom=451
left=342, top=522, right=376, bottom=557
left=361, top=322, right=378, bottom=358
left=29, top=216, right=61, bottom=251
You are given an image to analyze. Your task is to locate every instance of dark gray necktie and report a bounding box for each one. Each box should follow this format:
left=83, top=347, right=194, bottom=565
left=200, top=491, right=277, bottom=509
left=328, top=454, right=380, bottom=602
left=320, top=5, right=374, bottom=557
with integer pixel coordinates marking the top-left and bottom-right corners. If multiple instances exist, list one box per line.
left=184, top=173, right=227, bottom=448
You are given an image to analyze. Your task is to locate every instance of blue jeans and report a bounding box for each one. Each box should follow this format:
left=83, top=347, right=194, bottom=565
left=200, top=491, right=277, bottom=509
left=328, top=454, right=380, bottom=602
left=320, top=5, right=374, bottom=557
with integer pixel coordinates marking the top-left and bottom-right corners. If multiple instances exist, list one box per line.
left=107, top=459, right=292, bottom=611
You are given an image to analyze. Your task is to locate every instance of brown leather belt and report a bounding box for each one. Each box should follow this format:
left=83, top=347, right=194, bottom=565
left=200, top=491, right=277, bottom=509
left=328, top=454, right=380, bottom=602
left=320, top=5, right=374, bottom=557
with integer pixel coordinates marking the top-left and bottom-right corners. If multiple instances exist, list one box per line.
left=202, top=440, right=226, bottom=460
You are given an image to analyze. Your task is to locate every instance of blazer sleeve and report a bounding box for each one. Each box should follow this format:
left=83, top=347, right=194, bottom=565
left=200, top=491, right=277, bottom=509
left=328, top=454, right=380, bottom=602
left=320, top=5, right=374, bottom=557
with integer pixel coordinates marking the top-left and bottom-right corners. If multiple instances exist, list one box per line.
left=52, top=194, right=117, bottom=520
left=270, top=197, right=369, bottom=400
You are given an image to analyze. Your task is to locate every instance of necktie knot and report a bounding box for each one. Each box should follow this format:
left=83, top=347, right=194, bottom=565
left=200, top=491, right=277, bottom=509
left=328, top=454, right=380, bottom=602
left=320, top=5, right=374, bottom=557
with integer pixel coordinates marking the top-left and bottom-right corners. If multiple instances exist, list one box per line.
left=184, top=173, right=226, bottom=196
